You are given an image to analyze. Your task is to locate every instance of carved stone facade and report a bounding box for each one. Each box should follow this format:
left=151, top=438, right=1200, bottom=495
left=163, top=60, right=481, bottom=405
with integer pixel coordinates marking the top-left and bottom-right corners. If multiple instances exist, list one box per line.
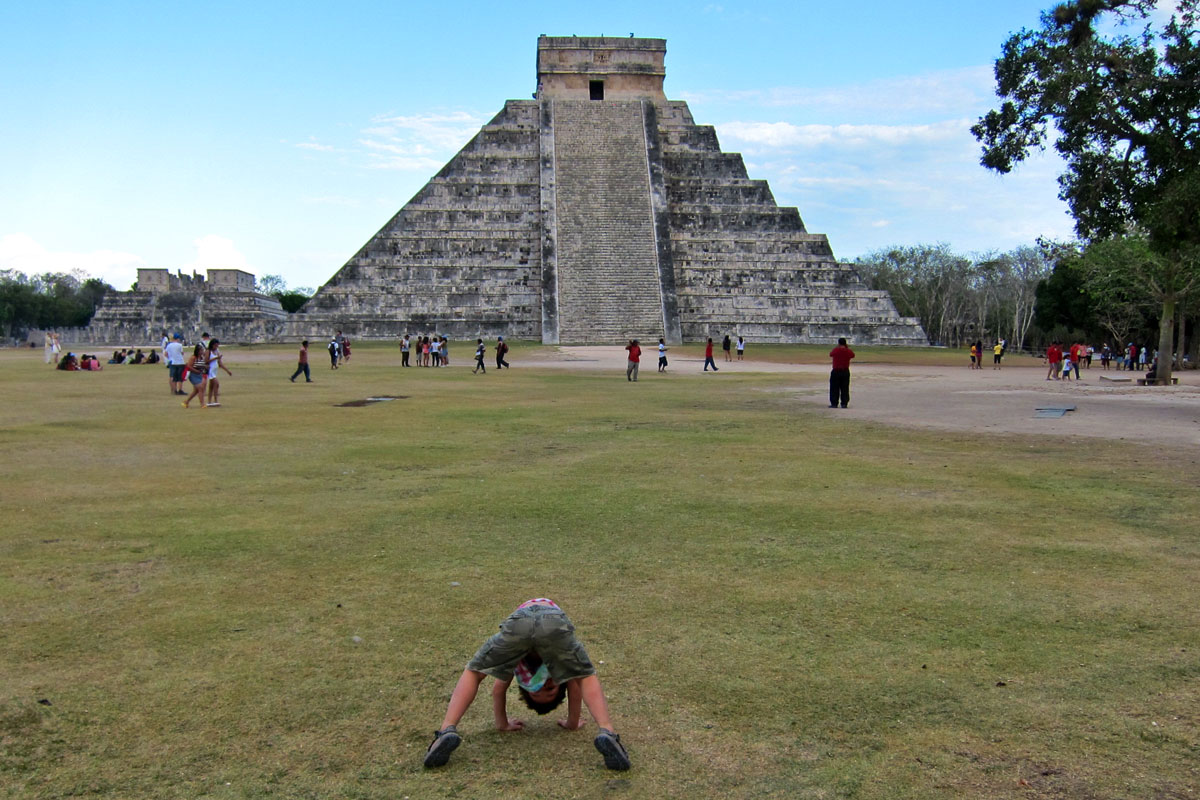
left=82, top=268, right=286, bottom=344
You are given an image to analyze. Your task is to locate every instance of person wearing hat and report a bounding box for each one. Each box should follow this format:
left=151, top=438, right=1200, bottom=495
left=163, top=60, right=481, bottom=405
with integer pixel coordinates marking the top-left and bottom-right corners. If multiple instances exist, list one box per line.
left=495, top=336, right=510, bottom=369
left=423, top=598, right=630, bottom=771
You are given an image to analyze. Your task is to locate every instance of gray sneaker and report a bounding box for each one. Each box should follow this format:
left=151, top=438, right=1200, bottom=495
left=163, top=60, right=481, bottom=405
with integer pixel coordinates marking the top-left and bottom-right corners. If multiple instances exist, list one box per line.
left=423, top=726, right=461, bottom=768
left=593, top=728, right=631, bottom=771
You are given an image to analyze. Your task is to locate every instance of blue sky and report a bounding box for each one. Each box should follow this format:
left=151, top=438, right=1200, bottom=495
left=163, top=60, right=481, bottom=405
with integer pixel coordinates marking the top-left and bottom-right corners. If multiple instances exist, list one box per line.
left=1, top=0, right=1102, bottom=291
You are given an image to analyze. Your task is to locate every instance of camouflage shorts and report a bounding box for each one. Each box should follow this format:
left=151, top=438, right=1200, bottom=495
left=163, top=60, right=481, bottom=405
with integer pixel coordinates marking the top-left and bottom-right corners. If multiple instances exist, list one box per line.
left=466, top=604, right=596, bottom=684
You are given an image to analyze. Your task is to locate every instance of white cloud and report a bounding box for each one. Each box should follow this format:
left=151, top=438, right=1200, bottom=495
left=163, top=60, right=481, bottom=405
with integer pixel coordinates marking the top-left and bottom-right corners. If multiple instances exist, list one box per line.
left=181, top=235, right=251, bottom=273
left=0, top=233, right=145, bottom=289
left=718, top=119, right=970, bottom=149
left=357, top=110, right=485, bottom=171
left=681, top=67, right=995, bottom=118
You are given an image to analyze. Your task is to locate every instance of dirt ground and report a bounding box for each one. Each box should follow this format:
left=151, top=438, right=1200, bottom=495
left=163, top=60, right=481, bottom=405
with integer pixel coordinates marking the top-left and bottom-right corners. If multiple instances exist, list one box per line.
left=524, top=347, right=1200, bottom=452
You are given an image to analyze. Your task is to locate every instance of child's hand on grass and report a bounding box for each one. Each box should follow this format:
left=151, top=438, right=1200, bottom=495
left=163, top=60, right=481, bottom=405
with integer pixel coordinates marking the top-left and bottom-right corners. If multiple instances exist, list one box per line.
left=557, top=718, right=586, bottom=731
left=497, top=719, right=524, bottom=731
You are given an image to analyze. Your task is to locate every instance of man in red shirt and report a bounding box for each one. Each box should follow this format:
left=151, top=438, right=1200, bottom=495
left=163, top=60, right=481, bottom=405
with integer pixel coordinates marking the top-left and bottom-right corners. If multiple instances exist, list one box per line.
left=625, top=339, right=641, bottom=382
left=1046, top=341, right=1062, bottom=380
left=1069, top=341, right=1083, bottom=380
left=829, top=337, right=855, bottom=408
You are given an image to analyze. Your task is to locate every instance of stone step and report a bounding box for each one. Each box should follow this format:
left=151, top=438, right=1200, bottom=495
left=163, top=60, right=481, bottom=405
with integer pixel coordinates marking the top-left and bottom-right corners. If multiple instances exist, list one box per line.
left=552, top=100, right=665, bottom=341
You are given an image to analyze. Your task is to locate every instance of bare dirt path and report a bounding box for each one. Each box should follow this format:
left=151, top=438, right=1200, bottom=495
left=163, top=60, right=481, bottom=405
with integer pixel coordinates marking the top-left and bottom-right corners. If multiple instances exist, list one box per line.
left=523, top=346, right=1200, bottom=450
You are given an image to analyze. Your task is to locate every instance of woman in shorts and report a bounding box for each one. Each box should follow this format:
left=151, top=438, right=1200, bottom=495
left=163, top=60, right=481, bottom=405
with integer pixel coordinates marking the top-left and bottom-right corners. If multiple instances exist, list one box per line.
left=182, top=344, right=208, bottom=408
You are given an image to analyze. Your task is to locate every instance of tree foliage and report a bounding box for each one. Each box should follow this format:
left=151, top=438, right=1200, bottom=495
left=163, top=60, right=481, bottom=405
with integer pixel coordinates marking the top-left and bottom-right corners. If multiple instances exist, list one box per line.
left=255, top=274, right=313, bottom=314
left=0, top=270, right=114, bottom=339
left=973, top=0, right=1200, bottom=378
left=855, top=244, right=1053, bottom=349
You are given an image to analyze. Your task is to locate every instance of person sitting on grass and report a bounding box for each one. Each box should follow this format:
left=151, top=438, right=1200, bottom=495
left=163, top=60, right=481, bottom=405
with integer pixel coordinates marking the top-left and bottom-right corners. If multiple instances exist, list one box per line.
left=423, top=598, right=631, bottom=772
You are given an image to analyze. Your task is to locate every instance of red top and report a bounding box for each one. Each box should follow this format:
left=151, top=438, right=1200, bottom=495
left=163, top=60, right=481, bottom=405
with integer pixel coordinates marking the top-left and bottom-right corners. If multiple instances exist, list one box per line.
left=705, top=341, right=714, bottom=358
left=1070, top=343, right=1081, bottom=361
left=626, top=343, right=641, bottom=362
left=1047, top=345, right=1062, bottom=363
left=298, top=345, right=308, bottom=364
left=829, top=345, right=855, bottom=370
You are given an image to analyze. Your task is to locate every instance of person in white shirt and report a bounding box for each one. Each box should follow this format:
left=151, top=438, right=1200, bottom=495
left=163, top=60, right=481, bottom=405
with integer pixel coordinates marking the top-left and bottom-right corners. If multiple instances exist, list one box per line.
left=164, top=333, right=186, bottom=395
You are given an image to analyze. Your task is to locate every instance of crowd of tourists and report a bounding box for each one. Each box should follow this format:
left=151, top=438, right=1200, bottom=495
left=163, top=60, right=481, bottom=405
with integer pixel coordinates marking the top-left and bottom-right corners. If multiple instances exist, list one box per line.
left=1042, top=340, right=1163, bottom=380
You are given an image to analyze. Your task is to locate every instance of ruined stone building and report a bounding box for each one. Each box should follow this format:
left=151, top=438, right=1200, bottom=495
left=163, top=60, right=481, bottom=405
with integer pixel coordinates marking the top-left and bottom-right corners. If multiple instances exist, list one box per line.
left=83, top=268, right=285, bottom=344
left=296, top=35, right=926, bottom=345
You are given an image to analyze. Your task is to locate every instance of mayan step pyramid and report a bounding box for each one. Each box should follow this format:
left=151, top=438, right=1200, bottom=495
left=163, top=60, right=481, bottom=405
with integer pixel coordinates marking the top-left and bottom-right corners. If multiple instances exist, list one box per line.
left=295, top=36, right=927, bottom=345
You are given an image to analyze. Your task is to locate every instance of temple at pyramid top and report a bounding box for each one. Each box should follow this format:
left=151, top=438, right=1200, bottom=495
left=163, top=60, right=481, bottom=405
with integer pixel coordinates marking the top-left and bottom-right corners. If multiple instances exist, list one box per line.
left=289, top=36, right=927, bottom=346
left=536, top=36, right=667, bottom=101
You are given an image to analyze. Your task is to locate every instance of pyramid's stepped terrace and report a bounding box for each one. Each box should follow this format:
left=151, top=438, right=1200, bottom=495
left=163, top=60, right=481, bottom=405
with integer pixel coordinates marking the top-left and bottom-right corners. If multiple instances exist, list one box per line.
left=271, top=35, right=927, bottom=345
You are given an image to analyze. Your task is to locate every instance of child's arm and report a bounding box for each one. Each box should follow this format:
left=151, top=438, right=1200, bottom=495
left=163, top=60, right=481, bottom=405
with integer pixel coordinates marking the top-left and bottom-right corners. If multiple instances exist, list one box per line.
left=557, top=678, right=585, bottom=730
left=490, top=677, right=524, bottom=731
left=439, top=669, right=486, bottom=730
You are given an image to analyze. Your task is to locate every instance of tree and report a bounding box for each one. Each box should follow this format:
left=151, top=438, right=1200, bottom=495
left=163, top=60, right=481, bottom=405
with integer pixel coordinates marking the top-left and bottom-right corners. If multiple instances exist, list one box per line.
left=855, top=244, right=976, bottom=346
left=1070, top=235, right=1160, bottom=349
left=973, top=0, right=1200, bottom=382
left=254, top=275, right=311, bottom=313
left=997, top=245, right=1055, bottom=350
left=0, top=270, right=113, bottom=338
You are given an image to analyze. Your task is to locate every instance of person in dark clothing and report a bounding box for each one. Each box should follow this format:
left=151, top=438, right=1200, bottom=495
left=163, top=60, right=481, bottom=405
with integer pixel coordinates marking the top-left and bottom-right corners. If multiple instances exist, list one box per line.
left=829, top=337, right=855, bottom=408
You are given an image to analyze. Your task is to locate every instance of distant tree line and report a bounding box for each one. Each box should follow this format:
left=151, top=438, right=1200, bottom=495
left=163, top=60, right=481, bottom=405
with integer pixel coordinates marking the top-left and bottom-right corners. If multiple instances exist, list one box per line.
left=853, top=244, right=1053, bottom=351
left=0, top=270, right=114, bottom=340
left=854, top=240, right=1199, bottom=362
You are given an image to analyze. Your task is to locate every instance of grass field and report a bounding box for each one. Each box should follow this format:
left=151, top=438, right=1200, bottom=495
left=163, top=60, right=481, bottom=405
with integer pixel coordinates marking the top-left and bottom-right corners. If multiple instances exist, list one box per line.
left=1, top=343, right=1197, bottom=799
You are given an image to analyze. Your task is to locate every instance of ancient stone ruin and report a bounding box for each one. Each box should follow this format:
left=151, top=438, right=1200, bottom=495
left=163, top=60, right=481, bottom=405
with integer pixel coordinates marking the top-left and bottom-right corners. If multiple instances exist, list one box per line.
left=83, top=268, right=286, bottom=344
left=296, top=36, right=927, bottom=345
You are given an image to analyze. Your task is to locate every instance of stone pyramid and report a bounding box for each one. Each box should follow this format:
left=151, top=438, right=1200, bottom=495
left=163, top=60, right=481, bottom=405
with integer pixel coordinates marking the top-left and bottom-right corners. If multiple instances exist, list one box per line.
left=295, top=36, right=926, bottom=345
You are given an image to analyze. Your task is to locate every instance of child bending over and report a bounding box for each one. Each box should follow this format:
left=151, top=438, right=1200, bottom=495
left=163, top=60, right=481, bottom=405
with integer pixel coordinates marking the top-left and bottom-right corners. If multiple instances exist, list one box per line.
left=423, top=598, right=631, bottom=771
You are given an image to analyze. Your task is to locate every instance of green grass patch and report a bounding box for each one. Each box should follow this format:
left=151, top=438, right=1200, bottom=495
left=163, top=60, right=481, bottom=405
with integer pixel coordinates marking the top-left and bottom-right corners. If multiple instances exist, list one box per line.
left=1, top=344, right=1197, bottom=798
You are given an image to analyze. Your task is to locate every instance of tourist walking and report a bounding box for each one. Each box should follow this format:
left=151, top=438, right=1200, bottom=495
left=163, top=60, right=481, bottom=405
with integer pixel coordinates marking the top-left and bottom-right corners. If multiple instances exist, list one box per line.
left=829, top=337, right=855, bottom=408
left=473, top=339, right=487, bottom=374
left=625, top=339, right=641, bottom=382
left=290, top=340, right=313, bottom=382
left=182, top=344, right=208, bottom=408
left=165, top=333, right=186, bottom=395
left=992, top=341, right=1003, bottom=369
left=328, top=337, right=340, bottom=369
left=736, top=336, right=745, bottom=360
left=205, top=339, right=233, bottom=406
left=657, top=338, right=668, bottom=372
left=722, top=334, right=732, bottom=362
left=703, top=338, right=719, bottom=371
left=496, top=336, right=510, bottom=369
left=401, top=334, right=411, bottom=367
